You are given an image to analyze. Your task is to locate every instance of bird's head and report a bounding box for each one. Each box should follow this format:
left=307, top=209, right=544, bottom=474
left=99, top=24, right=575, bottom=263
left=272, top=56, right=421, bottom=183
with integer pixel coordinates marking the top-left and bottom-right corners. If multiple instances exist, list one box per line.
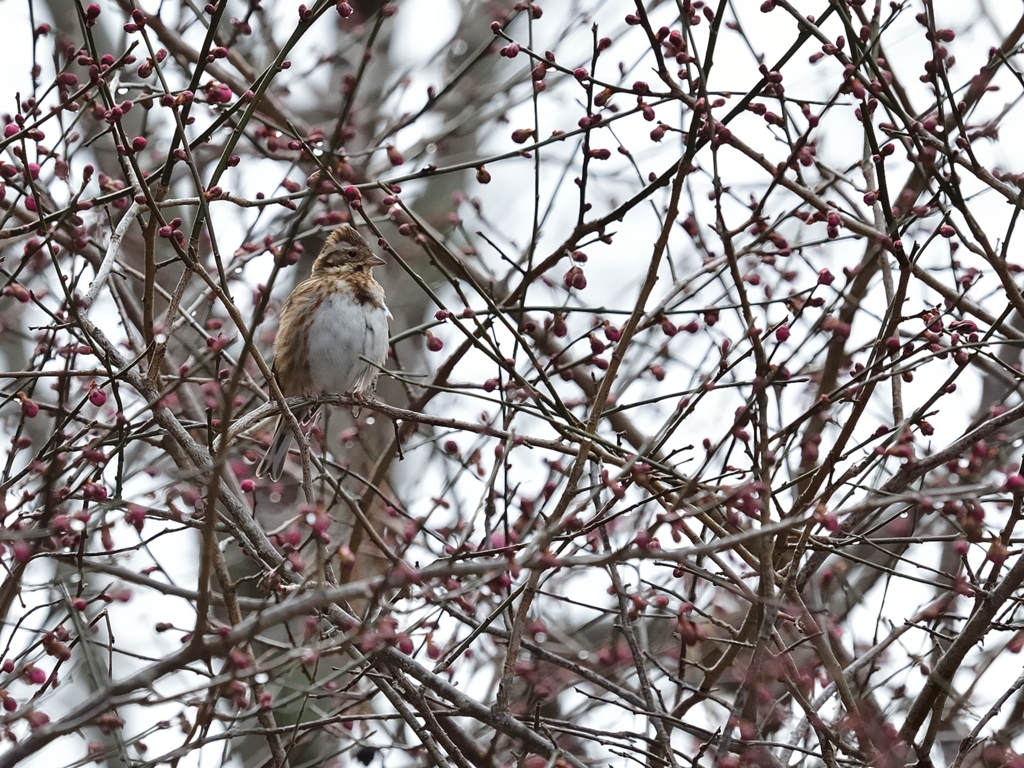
left=311, top=225, right=386, bottom=274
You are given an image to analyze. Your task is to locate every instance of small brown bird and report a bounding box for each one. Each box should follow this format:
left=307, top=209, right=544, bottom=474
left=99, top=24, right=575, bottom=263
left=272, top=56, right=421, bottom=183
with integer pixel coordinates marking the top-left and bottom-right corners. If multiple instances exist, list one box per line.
left=256, top=225, right=391, bottom=481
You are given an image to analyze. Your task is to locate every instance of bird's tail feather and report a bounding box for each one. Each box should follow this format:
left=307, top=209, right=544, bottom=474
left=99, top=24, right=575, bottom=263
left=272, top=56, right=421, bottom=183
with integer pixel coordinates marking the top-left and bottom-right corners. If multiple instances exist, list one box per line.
left=256, top=405, right=309, bottom=480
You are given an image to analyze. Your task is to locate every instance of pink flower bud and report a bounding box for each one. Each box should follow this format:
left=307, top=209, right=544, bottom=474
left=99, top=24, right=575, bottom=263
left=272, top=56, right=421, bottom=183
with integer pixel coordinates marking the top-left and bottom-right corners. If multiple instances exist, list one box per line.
left=3, top=283, right=31, bottom=302
left=511, top=128, right=534, bottom=144
left=88, top=385, right=106, bottom=407
left=124, top=505, right=146, bottom=532
left=385, top=144, right=404, bottom=166
left=19, top=394, right=39, bottom=418
left=563, top=265, right=587, bottom=290
left=988, top=539, right=1009, bottom=564
left=83, top=482, right=108, bottom=501
left=676, top=617, right=706, bottom=646
left=425, top=331, right=443, bottom=352
left=1005, top=474, right=1024, bottom=494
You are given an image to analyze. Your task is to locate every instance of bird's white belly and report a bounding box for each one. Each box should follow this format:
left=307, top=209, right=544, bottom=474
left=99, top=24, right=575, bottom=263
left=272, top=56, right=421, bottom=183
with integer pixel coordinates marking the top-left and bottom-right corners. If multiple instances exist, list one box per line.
left=307, top=296, right=389, bottom=395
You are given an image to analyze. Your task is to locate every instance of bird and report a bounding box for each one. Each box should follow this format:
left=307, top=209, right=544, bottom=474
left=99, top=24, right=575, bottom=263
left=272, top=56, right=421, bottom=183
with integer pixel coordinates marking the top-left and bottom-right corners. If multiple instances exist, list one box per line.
left=256, top=224, right=391, bottom=481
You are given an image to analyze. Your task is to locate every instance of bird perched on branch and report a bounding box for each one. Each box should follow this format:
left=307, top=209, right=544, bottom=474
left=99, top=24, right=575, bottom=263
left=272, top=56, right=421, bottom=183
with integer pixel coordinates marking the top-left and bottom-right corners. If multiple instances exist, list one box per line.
left=256, top=224, right=391, bottom=481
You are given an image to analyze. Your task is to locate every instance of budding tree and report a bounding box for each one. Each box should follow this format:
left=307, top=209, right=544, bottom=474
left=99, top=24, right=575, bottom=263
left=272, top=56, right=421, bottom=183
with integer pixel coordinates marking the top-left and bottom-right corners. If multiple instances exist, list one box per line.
left=2, top=1, right=1024, bottom=767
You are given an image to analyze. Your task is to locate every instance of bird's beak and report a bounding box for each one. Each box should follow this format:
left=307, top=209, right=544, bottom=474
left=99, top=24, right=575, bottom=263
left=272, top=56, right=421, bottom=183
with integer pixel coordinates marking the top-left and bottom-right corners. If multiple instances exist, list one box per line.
left=367, top=254, right=387, bottom=267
